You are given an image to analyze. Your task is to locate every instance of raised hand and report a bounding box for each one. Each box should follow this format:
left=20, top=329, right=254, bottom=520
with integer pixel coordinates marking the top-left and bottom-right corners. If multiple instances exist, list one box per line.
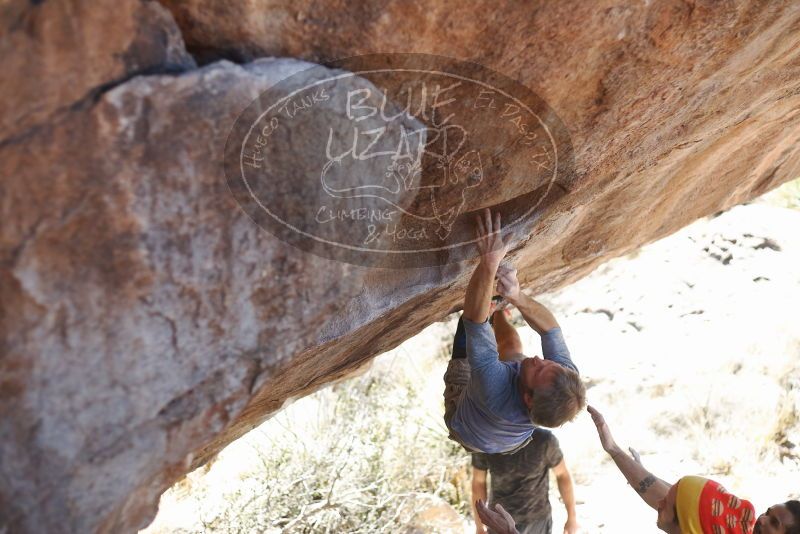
left=587, top=405, right=622, bottom=457
left=475, top=208, right=510, bottom=269
left=475, top=500, right=518, bottom=534
left=496, top=264, right=520, bottom=302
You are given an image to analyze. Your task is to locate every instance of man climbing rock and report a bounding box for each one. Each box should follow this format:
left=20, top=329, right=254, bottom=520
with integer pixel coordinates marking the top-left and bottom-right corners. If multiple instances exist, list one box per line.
left=443, top=208, right=586, bottom=454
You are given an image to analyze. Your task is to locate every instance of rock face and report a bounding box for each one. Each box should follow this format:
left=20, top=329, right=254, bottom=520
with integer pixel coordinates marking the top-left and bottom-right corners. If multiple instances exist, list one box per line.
left=1, top=1, right=800, bottom=532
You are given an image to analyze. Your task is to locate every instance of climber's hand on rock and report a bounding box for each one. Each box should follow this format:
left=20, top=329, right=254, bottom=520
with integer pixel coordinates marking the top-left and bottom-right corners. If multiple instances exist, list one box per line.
left=475, top=208, right=510, bottom=269
left=496, top=265, right=520, bottom=302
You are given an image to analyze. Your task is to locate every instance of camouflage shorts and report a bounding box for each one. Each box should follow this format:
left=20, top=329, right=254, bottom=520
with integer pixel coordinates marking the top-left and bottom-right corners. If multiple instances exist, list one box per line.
left=442, top=358, right=480, bottom=452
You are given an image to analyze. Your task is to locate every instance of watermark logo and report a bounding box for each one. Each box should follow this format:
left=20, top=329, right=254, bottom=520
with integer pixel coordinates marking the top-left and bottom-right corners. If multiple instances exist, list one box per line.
left=224, top=54, right=573, bottom=268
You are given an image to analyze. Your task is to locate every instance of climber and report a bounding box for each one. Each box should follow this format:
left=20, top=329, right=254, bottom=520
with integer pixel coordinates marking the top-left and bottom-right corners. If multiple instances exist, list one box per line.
left=442, top=208, right=586, bottom=454
left=470, top=309, right=578, bottom=534
left=585, top=405, right=800, bottom=534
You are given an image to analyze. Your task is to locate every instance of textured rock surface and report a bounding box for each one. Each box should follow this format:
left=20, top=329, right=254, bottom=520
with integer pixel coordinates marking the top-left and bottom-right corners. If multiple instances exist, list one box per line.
left=1, top=55, right=375, bottom=533
left=0, top=0, right=194, bottom=144
left=2, top=1, right=800, bottom=533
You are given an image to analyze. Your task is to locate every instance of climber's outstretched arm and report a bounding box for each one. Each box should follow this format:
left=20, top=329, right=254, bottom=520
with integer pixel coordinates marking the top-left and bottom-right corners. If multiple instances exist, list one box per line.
left=464, top=209, right=509, bottom=323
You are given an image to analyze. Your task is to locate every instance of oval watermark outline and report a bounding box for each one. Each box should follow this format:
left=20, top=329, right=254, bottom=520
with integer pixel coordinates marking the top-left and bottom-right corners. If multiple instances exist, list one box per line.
left=236, top=65, right=560, bottom=254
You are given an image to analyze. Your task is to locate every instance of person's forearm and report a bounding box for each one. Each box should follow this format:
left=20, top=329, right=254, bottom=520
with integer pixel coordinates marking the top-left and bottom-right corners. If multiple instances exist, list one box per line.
left=471, top=481, right=488, bottom=532
left=464, top=260, right=499, bottom=323
left=606, top=446, right=671, bottom=510
left=556, top=473, right=577, bottom=522
left=507, top=292, right=558, bottom=335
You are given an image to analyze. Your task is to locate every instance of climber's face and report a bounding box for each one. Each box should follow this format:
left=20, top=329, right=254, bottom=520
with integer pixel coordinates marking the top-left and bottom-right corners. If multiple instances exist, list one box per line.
left=519, top=356, right=562, bottom=411
left=520, top=356, right=561, bottom=392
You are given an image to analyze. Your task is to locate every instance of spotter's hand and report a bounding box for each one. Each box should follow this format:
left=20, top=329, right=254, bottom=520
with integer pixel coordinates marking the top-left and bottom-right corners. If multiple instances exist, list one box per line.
left=588, top=405, right=622, bottom=456
left=475, top=500, right=518, bottom=534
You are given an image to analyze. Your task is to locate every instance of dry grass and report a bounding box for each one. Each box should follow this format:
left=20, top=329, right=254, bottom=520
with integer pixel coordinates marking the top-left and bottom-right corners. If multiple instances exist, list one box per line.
left=144, top=323, right=471, bottom=534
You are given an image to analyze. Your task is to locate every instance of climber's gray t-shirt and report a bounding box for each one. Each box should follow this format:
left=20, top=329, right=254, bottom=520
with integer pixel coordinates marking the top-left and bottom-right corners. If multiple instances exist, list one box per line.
left=450, top=319, right=576, bottom=454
